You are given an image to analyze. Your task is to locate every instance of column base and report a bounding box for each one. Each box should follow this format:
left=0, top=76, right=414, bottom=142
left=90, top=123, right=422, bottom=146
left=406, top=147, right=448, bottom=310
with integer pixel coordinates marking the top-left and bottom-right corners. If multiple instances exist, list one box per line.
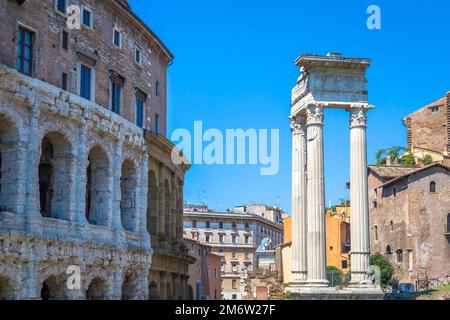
left=287, top=286, right=384, bottom=300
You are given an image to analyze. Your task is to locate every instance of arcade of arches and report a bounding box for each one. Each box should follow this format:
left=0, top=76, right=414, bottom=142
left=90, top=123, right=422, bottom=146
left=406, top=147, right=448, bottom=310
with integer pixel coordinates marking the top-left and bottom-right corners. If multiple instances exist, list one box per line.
left=0, top=67, right=191, bottom=300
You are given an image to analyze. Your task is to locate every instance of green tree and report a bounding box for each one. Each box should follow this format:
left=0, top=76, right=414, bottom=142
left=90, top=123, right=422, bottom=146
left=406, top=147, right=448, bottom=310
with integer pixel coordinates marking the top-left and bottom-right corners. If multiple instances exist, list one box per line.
left=420, top=154, right=433, bottom=166
left=327, top=266, right=343, bottom=287
left=370, top=253, right=395, bottom=287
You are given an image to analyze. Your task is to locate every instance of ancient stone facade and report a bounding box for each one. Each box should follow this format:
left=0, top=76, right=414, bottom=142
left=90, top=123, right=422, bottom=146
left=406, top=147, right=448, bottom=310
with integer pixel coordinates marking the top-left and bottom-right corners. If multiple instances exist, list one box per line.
left=368, top=164, right=450, bottom=282
left=0, top=0, right=190, bottom=300
left=403, top=93, right=450, bottom=158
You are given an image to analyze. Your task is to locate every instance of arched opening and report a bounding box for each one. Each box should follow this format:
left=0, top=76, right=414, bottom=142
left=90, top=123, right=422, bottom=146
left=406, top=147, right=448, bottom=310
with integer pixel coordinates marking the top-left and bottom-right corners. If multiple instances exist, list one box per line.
left=148, top=281, right=159, bottom=300
left=397, top=249, right=404, bottom=263
left=86, top=146, right=110, bottom=226
left=0, top=276, right=13, bottom=300
left=430, top=181, right=437, bottom=193
left=447, top=213, right=450, bottom=233
left=41, top=275, right=67, bottom=300
left=121, top=271, right=138, bottom=300
left=187, top=285, right=194, bottom=300
left=147, top=170, right=158, bottom=236
left=0, top=114, right=19, bottom=213
left=86, top=278, right=109, bottom=300
left=386, top=245, right=392, bottom=254
left=120, top=159, right=138, bottom=232
left=39, top=132, right=73, bottom=220
left=164, top=180, right=171, bottom=238
left=166, top=282, right=173, bottom=300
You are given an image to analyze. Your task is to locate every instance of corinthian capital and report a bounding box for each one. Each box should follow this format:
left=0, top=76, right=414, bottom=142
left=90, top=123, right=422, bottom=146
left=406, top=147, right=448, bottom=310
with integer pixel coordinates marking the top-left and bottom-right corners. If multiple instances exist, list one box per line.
left=290, top=115, right=306, bottom=135
left=350, top=108, right=367, bottom=128
left=306, top=105, right=324, bottom=125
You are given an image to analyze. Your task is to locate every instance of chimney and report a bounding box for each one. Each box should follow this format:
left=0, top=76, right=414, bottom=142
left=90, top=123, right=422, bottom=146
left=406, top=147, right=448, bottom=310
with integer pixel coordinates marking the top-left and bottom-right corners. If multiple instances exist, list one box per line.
left=386, top=156, right=393, bottom=166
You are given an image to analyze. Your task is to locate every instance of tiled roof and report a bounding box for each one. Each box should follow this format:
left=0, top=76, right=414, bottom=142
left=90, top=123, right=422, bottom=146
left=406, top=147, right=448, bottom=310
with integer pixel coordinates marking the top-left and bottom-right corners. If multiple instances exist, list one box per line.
left=368, top=165, right=418, bottom=179
left=377, top=163, right=450, bottom=188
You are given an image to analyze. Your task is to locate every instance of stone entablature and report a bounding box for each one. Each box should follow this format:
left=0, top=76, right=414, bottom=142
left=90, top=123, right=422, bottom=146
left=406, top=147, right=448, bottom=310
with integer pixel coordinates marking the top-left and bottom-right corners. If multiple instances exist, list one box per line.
left=291, top=53, right=371, bottom=115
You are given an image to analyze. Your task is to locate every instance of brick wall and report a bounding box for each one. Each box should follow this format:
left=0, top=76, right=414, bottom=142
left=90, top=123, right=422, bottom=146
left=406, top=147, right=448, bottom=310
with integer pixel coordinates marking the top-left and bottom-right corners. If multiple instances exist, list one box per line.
left=0, top=0, right=170, bottom=135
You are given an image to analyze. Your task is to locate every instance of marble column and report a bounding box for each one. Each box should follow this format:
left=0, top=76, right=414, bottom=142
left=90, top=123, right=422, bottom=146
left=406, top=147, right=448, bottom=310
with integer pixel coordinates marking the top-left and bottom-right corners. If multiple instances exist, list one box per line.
left=349, top=107, right=371, bottom=285
left=290, top=115, right=308, bottom=283
left=305, top=106, right=328, bottom=286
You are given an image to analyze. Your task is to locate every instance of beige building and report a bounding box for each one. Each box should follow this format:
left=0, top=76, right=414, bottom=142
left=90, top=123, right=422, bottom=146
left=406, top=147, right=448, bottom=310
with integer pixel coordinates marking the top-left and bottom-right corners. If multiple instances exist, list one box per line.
left=183, top=204, right=284, bottom=300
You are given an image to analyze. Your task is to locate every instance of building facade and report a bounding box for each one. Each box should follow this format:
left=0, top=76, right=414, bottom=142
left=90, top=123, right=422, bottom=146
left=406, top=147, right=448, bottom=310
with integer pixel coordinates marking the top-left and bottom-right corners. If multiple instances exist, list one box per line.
left=325, top=206, right=351, bottom=272
left=0, top=0, right=191, bottom=300
left=185, top=237, right=222, bottom=300
left=183, top=204, right=284, bottom=300
left=368, top=164, right=450, bottom=283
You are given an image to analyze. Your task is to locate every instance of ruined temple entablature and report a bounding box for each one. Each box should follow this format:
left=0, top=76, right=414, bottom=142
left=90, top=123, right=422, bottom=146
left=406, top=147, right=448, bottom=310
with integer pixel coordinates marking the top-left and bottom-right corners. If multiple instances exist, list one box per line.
left=291, top=52, right=373, bottom=115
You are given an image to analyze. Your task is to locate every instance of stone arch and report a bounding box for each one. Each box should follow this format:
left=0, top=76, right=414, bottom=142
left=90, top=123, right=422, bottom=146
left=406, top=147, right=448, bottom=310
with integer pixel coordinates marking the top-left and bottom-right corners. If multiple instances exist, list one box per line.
left=121, top=159, right=138, bottom=232
left=0, top=275, right=14, bottom=300
left=166, top=282, right=173, bottom=300
left=40, top=274, right=69, bottom=300
left=121, top=270, right=140, bottom=300
left=164, top=179, right=171, bottom=238
left=147, top=170, right=158, bottom=236
left=187, top=285, right=194, bottom=300
left=148, top=281, right=159, bottom=300
left=0, top=113, right=20, bottom=213
left=39, top=131, right=74, bottom=221
left=86, top=145, right=111, bottom=226
left=86, top=277, right=109, bottom=300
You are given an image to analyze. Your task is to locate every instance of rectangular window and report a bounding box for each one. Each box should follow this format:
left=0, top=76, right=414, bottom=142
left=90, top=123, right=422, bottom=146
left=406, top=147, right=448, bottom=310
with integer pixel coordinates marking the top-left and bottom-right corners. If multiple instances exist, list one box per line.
left=56, top=0, right=67, bottom=14
left=155, top=114, right=160, bottom=134
left=219, top=221, right=224, bottom=229
left=232, top=280, right=237, bottom=290
left=17, top=27, right=33, bottom=76
left=136, top=98, right=144, bottom=128
left=219, top=235, right=224, bottom=243
left=110, top=74, right=124, bottom=115
left=342, top=260, right=348, bottom=269
left=82, top=7, right=93, bottom=28
left=80, top=64, right=92, bottom=100
left=192, top=220, right=197, bottom=228
left=232, top=251, right=237, bottom=258
left=206, top=221, right=210, bottom=229
left=135, top=46, right=142, bottom=64
left=232, top=236, right=237, bottom=244
left=155, top=81, right=160, bottom=97
left=61, top=72, right=68, bottom=91
left=245, top=236, right=249, bottom=244
left=62, top=31, right=68, bottom=50
left=113, top=28, right=122, bottom=48
left=206, top=235, right=210, bottom=243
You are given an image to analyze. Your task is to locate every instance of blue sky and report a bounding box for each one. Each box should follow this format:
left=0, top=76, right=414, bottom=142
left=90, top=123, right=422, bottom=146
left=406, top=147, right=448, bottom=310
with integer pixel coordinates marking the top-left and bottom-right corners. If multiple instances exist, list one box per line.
left=130, top=0, right=450, bottom=213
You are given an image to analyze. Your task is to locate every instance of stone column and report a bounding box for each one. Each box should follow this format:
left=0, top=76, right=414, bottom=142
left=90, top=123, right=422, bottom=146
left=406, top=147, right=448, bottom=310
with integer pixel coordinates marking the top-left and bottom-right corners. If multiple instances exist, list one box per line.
left=305, top=106, right=328, bottom=286
left=349, top=107, right=371, bottom=285
left=74, top=122, right=88, bottom=226
left=290, top=115, right=308, bottom=283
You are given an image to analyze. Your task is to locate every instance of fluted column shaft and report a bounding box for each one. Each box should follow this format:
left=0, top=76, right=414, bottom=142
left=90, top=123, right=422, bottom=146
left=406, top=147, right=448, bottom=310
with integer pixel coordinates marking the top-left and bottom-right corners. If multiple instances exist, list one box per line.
left=305, top=106, right=328, bottom=286
left=291, top=115, right=308, bottom=283
left=349, top=108, right=371, bottom=285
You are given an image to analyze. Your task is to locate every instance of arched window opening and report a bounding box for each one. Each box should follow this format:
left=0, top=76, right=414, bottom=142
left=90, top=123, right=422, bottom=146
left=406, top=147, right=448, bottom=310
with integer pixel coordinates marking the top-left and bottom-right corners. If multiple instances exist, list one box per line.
left=397, top=249, right=404, bottom=263
left=171, top=189, right=178, bottom=240
left=121, top=272, right=138, bottom=300
left=41, top=275, right=67, bottom=300
left=166, top=282, right=173, bottom=300
left=0, top=115, right=19, bottom=213
left=39, top=137, right=54, bottom=218
left=386, top=245, right=392, bottom=254
left=164, top=180, right=171, bottom=238
left=39, top=132, right=73, bottom=220
left=121, top=160, right=138, bottom=232
left=86, top=278, right=108, bottom=300
left=430, top=181, right=437, bottom=193
left=147, top=170, right=158, bottom=236
left=148, top=281, right=159, bottom=300
left=86, top=146, right=110, bottom=226
left=0, top=276, right=13, bottom=300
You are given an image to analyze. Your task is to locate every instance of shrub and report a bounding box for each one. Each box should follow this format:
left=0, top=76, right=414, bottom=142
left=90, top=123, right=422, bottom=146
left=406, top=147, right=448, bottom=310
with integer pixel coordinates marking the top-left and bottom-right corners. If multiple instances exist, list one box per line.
left=327, top=266, right=343, bottom=287
left=370, top=253, right=395, bottom=287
